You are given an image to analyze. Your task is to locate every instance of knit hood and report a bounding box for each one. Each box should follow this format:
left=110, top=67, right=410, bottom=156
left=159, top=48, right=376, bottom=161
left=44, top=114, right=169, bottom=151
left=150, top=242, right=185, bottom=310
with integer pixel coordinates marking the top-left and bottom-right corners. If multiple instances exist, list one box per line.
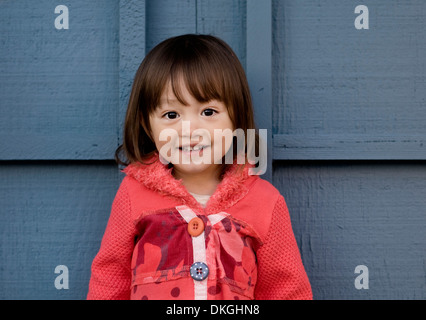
left=123, top=153, right=258, bottom=215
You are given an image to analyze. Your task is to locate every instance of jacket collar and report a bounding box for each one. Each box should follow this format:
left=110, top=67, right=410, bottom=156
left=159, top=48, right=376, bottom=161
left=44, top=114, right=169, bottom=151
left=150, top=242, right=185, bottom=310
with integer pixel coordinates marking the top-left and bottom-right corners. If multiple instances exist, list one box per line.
left=123, top=153, right=258, bottom=215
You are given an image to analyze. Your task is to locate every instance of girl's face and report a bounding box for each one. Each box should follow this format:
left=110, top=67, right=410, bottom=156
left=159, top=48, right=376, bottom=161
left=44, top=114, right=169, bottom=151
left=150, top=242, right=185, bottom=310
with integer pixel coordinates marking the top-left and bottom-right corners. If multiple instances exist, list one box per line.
left=148, top=81, right=234, bottom=180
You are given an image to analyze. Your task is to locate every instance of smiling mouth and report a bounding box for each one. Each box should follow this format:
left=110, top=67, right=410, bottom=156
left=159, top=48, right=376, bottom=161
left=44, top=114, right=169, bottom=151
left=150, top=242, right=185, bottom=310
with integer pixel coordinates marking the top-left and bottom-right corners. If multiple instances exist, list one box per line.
left=178, top=145, right=209, bottom=152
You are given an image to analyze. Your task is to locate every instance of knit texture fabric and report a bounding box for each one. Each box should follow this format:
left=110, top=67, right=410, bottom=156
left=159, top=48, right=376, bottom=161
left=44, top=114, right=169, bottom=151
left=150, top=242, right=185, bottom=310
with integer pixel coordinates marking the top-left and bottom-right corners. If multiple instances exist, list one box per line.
left=87, top=183, right=134, bottom=300
left=254, top=196, right=312, bottom=300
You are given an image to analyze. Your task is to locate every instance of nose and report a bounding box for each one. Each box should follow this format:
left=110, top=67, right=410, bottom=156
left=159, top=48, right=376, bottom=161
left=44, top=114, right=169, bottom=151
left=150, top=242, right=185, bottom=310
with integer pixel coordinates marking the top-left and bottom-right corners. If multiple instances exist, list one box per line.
left=180, top=112, right=201, bottom=131
left=180, top=120, right=200, bottom=144
left=179, top=118, right=209, bottom=145
left=179, top=111, right=202, bottom=139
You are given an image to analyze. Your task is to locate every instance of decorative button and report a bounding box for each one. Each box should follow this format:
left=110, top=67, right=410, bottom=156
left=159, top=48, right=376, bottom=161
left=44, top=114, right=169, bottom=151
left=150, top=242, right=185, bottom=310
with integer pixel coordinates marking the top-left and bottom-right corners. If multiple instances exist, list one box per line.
left=190, top=262, right=209, bottom=281
left=187, top=217, right=204, bottom=237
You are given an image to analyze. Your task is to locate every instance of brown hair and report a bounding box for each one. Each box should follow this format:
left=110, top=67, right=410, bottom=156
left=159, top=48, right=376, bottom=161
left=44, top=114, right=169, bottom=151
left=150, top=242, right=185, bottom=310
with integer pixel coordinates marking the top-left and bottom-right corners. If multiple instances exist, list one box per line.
left=115, top=34, right=257, bottom=167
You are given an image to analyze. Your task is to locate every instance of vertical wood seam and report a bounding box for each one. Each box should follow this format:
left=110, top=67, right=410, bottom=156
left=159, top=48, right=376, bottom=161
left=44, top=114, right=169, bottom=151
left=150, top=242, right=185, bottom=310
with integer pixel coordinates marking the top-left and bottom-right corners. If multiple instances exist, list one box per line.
left=246, top=0, right=273, bottom=181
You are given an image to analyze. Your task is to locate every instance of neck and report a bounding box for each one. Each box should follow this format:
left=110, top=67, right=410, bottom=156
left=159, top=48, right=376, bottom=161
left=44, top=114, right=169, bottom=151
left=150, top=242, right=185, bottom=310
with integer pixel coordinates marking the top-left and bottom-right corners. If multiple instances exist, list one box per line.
left=172, top=165, right=223, bottom=195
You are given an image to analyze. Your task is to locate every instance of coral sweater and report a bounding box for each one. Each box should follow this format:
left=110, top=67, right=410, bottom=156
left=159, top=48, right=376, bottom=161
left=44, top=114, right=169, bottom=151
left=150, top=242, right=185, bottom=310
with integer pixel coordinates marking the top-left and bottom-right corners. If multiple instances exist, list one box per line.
left=87, top=157, right=312, bottom=300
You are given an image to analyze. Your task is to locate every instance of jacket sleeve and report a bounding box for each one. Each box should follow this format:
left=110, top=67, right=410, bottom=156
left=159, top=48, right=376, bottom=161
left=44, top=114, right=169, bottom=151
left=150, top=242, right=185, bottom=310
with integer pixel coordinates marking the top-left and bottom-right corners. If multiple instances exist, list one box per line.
left=254, top=195, right=313, bottom=300
left=87, top=179, right=136, bottom=300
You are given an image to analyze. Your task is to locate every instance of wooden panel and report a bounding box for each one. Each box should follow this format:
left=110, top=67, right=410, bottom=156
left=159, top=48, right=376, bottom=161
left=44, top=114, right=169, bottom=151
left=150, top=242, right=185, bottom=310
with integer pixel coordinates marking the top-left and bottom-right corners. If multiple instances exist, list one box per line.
left=1, top=0, right=423, bottom=302
left=0, top=1, right=119, bottom=160
left=272, top=0, right=426, bottom=159
left=119, top=0, right=146, bottom=142
left=274, top=161, right=426, bottom=299
left=0, top=162, right=119, bottom=299
left=197, top=0, right=247, bottom=67
left=247, top=0, right=273, bottom=181
left=146, top=0, right=247, bottom=65
left=146, top=0, right=197, bottom=52
left=274, top=134, right=426, bottom=160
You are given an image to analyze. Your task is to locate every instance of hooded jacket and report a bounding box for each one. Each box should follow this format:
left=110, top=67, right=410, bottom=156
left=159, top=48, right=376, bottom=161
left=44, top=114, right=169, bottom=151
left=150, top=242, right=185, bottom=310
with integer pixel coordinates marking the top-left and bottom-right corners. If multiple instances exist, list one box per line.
left=87, top=156, right=312, bottom=300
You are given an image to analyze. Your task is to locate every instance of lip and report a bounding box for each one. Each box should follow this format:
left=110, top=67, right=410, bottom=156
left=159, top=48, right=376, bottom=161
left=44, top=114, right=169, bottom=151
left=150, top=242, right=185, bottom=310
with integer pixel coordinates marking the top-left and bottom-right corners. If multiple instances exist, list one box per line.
left=178, top=143, right=210, bottom=150
left=179, top=143, right=203, bottom=148
left=177, top=145, right=210, bottom=154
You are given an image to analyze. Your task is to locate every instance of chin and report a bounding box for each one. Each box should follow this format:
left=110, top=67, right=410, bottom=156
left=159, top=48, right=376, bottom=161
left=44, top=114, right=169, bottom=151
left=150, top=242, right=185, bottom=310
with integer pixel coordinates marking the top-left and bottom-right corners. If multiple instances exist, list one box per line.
left=172, top=163, right=219, bottom=176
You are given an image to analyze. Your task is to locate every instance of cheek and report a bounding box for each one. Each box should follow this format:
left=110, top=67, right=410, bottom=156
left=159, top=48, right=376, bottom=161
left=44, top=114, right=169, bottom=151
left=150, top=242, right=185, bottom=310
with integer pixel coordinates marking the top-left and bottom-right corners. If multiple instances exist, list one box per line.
left=155, top=128, right=180, bottom=163
left=210, top=129, right=234, bottom=163
left=150, top=127, right=162, bottom=148
left=220, top=117, right=235, bottom=148
left=148, top=118, right=163, bottom=146
left=221, top=131, right=234, bottom=156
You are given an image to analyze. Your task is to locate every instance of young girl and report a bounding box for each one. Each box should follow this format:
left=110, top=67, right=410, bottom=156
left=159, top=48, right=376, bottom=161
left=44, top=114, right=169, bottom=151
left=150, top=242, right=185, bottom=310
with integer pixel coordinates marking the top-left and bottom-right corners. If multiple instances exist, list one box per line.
left=87, top=34, right=312, bottom=300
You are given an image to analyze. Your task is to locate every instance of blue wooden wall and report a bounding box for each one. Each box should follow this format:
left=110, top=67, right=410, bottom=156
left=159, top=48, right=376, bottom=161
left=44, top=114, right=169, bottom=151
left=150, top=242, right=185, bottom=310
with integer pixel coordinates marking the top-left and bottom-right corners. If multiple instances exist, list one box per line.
left=1, top=0, right=425, bottom=300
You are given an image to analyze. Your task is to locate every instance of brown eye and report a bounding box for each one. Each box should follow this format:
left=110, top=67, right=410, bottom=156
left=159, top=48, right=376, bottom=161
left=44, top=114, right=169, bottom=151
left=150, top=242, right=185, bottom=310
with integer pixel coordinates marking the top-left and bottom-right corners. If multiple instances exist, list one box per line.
left=163, top=111, right=179, bottom=119
left=202, top=108, right=216, bottom=117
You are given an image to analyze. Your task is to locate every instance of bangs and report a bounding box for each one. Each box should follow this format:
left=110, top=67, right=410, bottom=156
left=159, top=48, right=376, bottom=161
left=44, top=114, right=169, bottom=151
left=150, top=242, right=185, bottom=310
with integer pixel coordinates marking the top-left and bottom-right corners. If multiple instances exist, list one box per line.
left=168, top=44, right=230, bottom=106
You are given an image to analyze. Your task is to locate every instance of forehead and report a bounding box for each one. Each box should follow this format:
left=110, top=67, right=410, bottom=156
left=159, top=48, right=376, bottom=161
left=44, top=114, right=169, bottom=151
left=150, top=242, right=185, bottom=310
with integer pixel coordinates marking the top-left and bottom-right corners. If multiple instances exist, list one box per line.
left=157, top=78, right=220, bottom=108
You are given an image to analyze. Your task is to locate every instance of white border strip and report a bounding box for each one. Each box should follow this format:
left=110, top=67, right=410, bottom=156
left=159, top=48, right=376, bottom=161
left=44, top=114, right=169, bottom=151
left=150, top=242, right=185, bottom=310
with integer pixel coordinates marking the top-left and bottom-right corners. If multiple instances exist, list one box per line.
left=175, top=206, right=207, bottom=300
left=175, top=206, right=230, bottom=300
